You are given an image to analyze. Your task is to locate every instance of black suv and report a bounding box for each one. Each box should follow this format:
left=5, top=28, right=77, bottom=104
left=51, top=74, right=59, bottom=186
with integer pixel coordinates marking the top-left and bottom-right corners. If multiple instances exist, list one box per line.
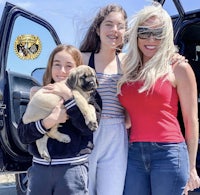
left=0, top=1, right=200, bottom=194
left=0, top=2, right=61, bottom=194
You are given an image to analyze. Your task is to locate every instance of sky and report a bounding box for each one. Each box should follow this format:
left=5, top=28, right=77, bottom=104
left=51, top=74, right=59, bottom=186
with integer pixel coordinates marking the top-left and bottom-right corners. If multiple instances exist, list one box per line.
left=0, top=0, right=200, bottom=47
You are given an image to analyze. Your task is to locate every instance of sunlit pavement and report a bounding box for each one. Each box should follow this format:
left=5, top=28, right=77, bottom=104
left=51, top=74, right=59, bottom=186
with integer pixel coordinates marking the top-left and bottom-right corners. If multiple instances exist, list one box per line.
left=0, top=184, right=199, bottom=195
left=0, top=184, right=16, bottom=195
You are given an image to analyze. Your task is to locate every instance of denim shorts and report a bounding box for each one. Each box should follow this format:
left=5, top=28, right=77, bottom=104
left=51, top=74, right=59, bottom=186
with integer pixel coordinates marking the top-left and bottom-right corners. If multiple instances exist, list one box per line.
left=123, top=142, right=189, bottom=195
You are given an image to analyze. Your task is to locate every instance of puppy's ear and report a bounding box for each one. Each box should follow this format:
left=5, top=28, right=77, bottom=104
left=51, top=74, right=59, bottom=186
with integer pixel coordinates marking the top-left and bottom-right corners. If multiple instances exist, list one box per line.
left=66, top=72, right=78, bottom=89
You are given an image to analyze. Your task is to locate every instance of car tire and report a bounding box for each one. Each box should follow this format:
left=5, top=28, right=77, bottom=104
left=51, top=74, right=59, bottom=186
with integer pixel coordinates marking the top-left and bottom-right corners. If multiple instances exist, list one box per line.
left=15, top=173, right=28, bottom=195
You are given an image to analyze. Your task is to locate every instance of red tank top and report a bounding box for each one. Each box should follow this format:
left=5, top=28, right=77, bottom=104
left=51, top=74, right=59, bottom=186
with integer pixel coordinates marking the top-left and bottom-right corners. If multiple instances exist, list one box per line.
left=118, top=78, right=184, bottom=143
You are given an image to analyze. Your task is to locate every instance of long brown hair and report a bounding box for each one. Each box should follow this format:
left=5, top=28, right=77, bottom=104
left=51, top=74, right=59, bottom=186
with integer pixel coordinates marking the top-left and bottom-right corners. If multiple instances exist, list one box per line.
left=79, top=4, right=127, bottom=53
left=43, top=44, right=83, bottom=85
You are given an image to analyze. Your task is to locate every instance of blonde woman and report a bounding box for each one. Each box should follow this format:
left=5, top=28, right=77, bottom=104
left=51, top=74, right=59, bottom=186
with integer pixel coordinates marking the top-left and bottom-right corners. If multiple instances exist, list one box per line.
left=118, top=2, right=200, bottom=195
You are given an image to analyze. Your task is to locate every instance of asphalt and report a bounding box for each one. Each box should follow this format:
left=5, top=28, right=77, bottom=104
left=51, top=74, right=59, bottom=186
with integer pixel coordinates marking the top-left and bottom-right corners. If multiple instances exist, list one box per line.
left=0, top=184, right=16, bottom=195
left=0, top=184, right=199, bottom=195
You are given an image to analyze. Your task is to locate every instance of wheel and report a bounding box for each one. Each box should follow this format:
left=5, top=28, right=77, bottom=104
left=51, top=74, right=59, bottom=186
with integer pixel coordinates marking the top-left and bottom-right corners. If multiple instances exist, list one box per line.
left=15, top=173, right=28, bottom=195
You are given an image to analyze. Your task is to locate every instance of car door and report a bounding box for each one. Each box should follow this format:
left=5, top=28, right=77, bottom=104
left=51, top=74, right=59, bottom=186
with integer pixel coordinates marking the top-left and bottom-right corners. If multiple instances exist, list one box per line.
left=172, top=1, right=200, bottom=179
left=156, top=0, right=200, bottom=181
left=0, top=2, right=61, bottom=172
left=155, top=1, right=200, bottom=85
left=171, top=1, right=200, bottom=93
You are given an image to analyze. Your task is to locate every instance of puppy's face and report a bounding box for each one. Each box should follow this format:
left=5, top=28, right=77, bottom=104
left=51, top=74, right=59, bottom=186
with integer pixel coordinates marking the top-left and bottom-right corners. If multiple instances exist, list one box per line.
left=66, top=65, right=98, bottom=92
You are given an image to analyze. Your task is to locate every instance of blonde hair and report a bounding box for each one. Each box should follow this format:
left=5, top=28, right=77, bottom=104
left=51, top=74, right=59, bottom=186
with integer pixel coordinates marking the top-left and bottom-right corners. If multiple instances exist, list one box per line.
left=117, top=2, right=177, bottom=94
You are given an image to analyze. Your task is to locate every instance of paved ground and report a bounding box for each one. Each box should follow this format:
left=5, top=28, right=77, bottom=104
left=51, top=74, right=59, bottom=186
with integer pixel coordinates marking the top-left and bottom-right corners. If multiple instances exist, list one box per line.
left=0, top=184, right=16, bottom=195
left=0, top=173, right=200, bottom=195
left=0, top=174, right=17, bottom=195
left=0, top=184, right=200, bottom=195
left=3, top=186, right=200, bottom=195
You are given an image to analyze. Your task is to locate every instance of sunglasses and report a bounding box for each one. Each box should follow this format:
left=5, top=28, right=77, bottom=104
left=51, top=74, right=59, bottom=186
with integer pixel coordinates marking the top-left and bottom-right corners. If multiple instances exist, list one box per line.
left=137, top=27, right=163, bottom=40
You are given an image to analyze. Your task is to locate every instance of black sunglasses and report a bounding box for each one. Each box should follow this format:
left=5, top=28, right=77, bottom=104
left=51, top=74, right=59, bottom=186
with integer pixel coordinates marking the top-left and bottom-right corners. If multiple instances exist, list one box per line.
left=137, top=27, right=163, bottom=40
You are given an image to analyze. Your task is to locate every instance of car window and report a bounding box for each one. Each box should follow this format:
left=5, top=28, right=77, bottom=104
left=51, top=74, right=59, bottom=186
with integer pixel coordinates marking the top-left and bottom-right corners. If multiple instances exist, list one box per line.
left=7, top=15, right=57, bottom=76
left=162, top=0, right=179, bottom=16
left=162, top=0, right=200, bottom=15
left=180, top=0, right=200, bottom=12
left=31, top=68, right=46, bottom=85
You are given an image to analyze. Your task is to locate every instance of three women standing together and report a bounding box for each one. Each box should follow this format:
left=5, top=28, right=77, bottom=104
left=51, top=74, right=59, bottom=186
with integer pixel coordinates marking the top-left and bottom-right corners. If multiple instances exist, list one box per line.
left=18, top=1, right=200, bottom=195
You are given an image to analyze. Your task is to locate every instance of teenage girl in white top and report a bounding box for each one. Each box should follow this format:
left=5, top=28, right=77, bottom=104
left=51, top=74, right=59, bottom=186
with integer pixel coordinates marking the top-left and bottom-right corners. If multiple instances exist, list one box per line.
left=80, top=4, right=129, bottom=195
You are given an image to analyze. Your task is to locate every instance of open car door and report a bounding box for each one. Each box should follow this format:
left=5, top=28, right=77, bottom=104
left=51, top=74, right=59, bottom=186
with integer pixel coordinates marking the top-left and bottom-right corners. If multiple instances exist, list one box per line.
left=0, top=2, right=61, bottom=172
left=156, top=0, right=200, bottom=183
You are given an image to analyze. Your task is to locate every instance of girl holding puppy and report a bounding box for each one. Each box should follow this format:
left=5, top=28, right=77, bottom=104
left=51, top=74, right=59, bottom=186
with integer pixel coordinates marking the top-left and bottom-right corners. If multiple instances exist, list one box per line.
left=17, top=44, right=101, bottom=195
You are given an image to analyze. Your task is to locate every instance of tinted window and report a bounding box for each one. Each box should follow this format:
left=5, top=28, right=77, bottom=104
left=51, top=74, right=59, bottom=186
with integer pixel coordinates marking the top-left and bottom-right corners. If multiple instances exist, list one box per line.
left=180, top=0, right=200, bottom=12
left=7, top=16, right=57, bottom=76
left=162, top=0, right=179, bottom=15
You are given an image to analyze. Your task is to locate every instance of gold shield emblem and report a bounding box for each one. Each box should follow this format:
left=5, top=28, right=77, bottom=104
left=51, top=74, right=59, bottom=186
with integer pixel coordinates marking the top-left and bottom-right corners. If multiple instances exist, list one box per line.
left=14, top=34, right=42, bottom=60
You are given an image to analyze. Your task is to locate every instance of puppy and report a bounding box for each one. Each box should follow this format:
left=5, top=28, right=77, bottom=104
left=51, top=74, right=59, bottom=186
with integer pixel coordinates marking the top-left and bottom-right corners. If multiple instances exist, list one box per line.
left=22, top=65, right=98, bottom=161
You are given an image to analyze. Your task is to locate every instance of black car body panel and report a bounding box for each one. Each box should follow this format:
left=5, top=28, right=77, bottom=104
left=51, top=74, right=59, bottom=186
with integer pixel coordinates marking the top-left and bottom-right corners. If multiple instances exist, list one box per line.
left=156, top=0, right=200, bottom=180
left=0, top=2, right=61, bottom=172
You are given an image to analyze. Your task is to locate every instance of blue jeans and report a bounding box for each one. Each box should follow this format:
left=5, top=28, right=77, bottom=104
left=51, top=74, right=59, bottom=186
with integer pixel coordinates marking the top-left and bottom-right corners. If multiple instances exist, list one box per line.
left=27, top=162, right=89, bottom=195
left=123, top=142, right=189, bottom=195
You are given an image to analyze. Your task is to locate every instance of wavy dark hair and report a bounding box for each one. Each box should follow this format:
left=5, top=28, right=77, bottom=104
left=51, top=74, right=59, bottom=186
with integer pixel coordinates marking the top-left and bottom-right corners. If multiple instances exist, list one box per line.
left=79, top=4, right=127, bottom=53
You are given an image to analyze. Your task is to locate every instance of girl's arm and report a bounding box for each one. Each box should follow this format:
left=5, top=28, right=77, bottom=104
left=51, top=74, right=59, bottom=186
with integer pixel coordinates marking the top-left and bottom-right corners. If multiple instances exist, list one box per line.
left=125, top=110, right=131, bottom=130
left=42, top=82, right=73, bottom=101
left=18, top=100, right=68, bottom=144
left=64, top=91, right=102, bottom=135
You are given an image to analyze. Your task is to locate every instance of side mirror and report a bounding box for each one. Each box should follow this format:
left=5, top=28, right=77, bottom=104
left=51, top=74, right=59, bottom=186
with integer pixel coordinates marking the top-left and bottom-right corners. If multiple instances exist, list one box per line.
left=31, top=67, right=46, bottom=85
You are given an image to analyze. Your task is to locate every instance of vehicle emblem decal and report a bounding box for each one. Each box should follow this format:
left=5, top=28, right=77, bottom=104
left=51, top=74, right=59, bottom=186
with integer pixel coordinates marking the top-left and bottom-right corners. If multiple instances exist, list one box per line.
left=14, top=34, right=42, bottom=60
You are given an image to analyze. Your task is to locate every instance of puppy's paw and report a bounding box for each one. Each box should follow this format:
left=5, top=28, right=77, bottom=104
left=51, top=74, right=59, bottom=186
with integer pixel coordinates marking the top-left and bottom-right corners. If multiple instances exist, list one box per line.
left=57, top=134, right=71, bottom=143
left=87, top=121, right=98, bottom=131
left=37, top=139, right=51, bottom=162
left=41, top=151, right=51, bottom=162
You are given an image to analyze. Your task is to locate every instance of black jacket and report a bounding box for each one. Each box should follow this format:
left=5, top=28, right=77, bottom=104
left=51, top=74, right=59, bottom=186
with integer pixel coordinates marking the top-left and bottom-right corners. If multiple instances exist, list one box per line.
left=17, top=91, right=102, bottom=165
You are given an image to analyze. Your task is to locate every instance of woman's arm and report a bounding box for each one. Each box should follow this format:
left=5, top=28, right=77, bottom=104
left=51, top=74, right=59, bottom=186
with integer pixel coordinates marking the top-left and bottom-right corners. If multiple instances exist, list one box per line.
left=174, top=60, right=200, bottom=193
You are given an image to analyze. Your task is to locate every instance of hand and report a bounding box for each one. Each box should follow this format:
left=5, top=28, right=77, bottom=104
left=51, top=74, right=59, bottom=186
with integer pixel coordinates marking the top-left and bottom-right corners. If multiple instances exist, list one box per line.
left=183, top=168, right=200, bottom=195
left=42, top=100, right=69, bottom=129
left=171, top=53, right=188, bottom=65
left=43, top=82, right=72, bottom=100
left=51, top=100, right=68, bottom=124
